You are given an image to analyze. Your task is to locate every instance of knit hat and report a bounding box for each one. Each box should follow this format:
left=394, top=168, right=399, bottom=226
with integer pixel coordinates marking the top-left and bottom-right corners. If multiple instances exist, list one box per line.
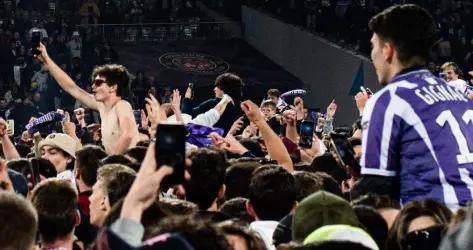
left=292, top=191, right=360, bottom=242
left=39, top=133, right=77, bottom=159
left=303, top=224, right=379, bottom=250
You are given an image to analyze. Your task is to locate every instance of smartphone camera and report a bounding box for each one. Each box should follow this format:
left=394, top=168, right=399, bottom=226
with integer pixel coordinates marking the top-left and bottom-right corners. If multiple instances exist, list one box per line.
left=155, top=124, right=186, bottom=185
left=31, top=30, right=41, bottom=56
left=299, top=120, right=315, bottom=148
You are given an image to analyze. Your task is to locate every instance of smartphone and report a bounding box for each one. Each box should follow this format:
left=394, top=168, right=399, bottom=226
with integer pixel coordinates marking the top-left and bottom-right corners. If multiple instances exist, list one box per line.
left=360, top=86, right=373, bottom=96
left=28, top=158, right=42, bottom=188
left=155, top=123, right=186, bottom=185
left=31, top=30, right=41, bottom=56
left=299, top=120, right=315, bottom=148
left=188, top=83, right=194, bottom=99
left=7, top=119, right=14, bottom=136
left=330, top=133, right=360, bottom=173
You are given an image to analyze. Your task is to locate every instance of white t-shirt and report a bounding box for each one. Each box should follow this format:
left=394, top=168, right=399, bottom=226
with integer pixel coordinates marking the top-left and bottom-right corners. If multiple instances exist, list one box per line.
left=249, top=220, right=279, bottom=250
left=447, top=79, right=468, bottom=94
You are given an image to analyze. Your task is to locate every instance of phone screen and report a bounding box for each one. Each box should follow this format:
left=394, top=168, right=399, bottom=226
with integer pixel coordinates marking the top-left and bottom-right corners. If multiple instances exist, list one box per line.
left=155, top=124, right=186, bottom=185
left=330, top=133, right=360, bottom=173
left=31, top=31, right=41, bottom=55
left=7, top=119, right=14, bottom=136
left=299, top=121, right=314, bottom=148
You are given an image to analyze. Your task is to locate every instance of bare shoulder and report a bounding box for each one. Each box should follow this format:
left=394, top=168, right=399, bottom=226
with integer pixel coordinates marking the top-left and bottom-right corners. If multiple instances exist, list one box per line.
left=115, top=100, right=134, bottom=114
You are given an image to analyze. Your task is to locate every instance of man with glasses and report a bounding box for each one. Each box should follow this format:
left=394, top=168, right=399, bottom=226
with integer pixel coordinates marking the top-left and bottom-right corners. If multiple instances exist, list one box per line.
left=35, top=43, right=139, bottom=154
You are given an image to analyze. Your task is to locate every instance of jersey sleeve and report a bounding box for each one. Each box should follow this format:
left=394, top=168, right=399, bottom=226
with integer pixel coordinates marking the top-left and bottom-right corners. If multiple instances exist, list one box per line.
left=360, top=89, right=401, bottom=177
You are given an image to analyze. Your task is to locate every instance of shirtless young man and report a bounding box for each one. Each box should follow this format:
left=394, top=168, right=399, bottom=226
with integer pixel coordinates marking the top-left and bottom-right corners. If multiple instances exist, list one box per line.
left=36, top=43, right=139, bottom=154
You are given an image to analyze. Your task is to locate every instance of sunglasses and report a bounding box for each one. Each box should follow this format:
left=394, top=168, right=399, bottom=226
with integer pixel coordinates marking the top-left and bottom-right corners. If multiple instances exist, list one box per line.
left=401, top=225, right=446, bottom=250
left=92, top=79, right=107, bottom=86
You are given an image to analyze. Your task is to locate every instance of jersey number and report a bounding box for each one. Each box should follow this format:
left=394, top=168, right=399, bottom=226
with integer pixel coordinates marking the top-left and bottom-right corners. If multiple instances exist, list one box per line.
left=436, top=110, right=473, bottom=193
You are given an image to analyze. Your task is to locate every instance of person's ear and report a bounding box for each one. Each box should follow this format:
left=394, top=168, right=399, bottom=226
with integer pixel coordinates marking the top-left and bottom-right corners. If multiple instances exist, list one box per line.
left=75, top=210, right=81, bottom=227
left=217, top=184, right=226, bottom=199
left=100, top=195, right=110, bottom=212
left=74, top=167, right=80, bottom=179
left=291, top=201, right=298, bottom=213
left=110, top=84, right=118, bottom=94
left=246, top=200, right=257, bottom=219
left=383, top=41, right=395, bottom=63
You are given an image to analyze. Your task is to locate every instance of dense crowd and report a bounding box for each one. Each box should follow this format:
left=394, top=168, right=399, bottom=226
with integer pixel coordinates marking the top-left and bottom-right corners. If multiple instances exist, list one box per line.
left=2, top=2, right=473, bottom=250
left=0, top=0, right=203, bottom=136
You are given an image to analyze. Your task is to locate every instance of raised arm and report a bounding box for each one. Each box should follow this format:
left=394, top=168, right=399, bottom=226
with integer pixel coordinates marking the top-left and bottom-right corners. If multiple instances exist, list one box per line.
left=241, top=100, right=294, bottom=172
left=170, top=89, right=183, bottom=122
left=36, top=43, right=101, bottom=110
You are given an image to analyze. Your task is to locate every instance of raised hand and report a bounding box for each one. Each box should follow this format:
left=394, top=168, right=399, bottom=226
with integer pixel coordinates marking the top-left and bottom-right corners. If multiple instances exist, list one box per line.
left=0, top=118, right=8, bottom=138
left=228, top=116, right=244, bottom=136
left=185, top=86, right=193, bottom=99
left=209, top=132, right=248, bottom=155
left=140, top=109, right=149, bottom=129
left=241, top=100, right=265, bottom=125
left=34, top=43, right=50, bottom=63
left=121, top=143, right=174, bottom=220
left=171, top=89, right=182, bottom=112
left=145, top=94, right=166, bottom=126
left=62, top=112, right=76, bottom=136
left=326, top=99, right=337, bottom=119
left=355, top=91, right=369, bottom=116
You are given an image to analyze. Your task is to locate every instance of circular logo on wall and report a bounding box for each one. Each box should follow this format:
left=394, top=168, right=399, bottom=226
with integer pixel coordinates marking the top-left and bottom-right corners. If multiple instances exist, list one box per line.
left=159, top=52, right=230, bottom=75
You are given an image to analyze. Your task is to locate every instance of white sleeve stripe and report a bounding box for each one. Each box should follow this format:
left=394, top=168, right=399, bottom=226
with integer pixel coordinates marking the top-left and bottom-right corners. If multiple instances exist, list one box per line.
left=360, top=88, right=387, bottom=168
left=380, top=88, right=396, bottom=170
left=361, top=81, right=418, bottom=168
left=361, top=168, right=397, bottom=176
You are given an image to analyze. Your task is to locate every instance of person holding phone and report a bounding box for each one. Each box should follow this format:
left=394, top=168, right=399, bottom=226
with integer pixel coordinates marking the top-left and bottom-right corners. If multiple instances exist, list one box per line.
left=35, top=43, right=139, bottom=154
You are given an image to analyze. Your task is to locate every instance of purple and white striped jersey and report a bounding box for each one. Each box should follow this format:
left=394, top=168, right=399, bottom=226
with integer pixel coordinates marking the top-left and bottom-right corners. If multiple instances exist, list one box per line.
left=361, top=69, right=473, bottom=210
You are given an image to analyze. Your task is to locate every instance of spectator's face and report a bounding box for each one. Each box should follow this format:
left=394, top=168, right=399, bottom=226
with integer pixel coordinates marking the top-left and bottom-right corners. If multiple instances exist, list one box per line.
left=442, top=66, right=459, bottom=82
left=261, top=106, right=276, bottom=118
left=92, top=75, right=114, bottom=101
left=89, top=180, right=110, bottom=226
left=407, top=215, right=438, bottom=233
left=371, top=33, right=390, bottom=86
left=214, top=86, right=224, bottom=98
left=40, top=146, right=71, bottom=173
left=268, top=95, right=278, bottom=104
left=0, top=100, right=7, bottom=109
